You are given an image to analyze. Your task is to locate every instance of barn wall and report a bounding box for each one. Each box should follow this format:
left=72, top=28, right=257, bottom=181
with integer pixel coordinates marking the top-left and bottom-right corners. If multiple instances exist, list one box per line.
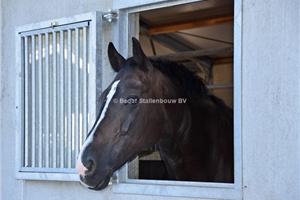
left=242, top=0, right=300, bottom=199
left=0, top=0, right=3, bottom=198
left=1, top=0, right=300, bottom=200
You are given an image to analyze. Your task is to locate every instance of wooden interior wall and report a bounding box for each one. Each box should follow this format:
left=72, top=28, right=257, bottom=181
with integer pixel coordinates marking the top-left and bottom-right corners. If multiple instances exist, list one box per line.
left=212, top=63, right=233, bottom=108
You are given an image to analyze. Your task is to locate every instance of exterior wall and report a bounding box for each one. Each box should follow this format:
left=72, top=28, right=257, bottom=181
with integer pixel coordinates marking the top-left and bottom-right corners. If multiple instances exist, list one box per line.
left=0, top=0, right=3, bottom=198
left=0, top=0, right=300, bottom=200
left=242, top=0, right=300, bottom=199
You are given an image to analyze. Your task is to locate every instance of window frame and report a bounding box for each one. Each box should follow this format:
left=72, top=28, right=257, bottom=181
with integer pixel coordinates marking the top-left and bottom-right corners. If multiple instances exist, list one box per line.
left=15, top=12, right=103, bottom=181
left=112, top=0, right=243, bottom=199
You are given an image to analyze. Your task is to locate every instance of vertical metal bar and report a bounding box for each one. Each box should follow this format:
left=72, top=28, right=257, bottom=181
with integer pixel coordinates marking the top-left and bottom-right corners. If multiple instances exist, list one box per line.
left=79, top=31, right=83, bottom=149
left=64, top=32, right=68, bottom=168
left=82, top=27, right=88, bottom=142
left=52, top=31, right=57, bottom=168
left=45, top=33, right=50, bottom=168
left=24, top=36, right=29, bottom=167
left=67, top=29, right=72, bottom=168
left=78, top=29, right=82, bottom=147
left=74, top=28, right=80, bottom=161
left=31, top=35, right=36, bottom=167
left=38, top=34, right=43, bottom=167
left=59, top=30, right=65, bottom=168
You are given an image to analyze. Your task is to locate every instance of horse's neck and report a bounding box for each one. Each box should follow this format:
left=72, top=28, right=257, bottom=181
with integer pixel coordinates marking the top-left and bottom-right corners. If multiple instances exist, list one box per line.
left=157, top=101, right=193, bottom=179
left=158, top=106, right=191, bottom=180
left=152, top=68, right=233, bottom=182
left=158, top=96, right=234, bottom=182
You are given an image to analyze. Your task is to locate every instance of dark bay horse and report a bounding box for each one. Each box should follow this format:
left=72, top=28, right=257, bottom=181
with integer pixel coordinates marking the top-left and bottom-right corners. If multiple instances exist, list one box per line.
left=76, top=38, right=233, bottom=190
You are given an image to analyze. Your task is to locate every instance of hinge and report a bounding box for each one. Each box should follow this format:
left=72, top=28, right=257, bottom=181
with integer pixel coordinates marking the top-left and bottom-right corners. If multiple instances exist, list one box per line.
left=102, top=9, right=118, bottom=23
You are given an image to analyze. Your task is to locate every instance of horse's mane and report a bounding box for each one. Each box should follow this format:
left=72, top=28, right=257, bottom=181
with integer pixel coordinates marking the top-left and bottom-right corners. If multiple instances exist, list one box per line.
left=150, top=58, right=209, bottom=99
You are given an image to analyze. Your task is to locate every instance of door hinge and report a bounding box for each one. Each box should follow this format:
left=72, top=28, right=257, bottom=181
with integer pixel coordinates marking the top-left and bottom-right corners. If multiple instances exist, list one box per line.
left=102, top=9, right=118, bottom=23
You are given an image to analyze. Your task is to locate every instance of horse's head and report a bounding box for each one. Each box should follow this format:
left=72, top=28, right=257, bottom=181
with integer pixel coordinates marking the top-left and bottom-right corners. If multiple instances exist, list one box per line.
left=76, top=38, right=171, bottom=190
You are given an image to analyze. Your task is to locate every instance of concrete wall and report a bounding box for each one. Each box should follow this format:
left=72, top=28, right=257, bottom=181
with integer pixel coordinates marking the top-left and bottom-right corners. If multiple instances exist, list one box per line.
left=242, top=0, right=300, bottom=199
left=1, top=0, right=300, bottom=200
left=0, top=0, right=3, bottom=198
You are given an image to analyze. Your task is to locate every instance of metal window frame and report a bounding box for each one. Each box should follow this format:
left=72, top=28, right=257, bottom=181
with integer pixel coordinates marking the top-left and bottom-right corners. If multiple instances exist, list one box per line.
left=112, top=0, right=243, bottom=199
left=15, top=12, right=102, bottom=181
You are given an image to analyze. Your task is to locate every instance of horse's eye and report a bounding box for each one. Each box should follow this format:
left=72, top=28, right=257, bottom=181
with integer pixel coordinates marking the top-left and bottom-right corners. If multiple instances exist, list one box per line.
left=125, top=95, right=139, bottom=105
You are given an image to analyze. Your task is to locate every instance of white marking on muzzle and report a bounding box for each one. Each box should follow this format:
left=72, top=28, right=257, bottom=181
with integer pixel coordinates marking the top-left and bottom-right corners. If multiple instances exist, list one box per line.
left=76, top=80, right=120, bottom=177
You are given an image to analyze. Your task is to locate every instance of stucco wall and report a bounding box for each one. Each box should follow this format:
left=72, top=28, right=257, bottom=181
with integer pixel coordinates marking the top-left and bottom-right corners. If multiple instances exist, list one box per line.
left=0, top=0, right=3, bottom=198
left=1, top=0, right=300, bottom=200
left=242, top=0, right=300, bottom=199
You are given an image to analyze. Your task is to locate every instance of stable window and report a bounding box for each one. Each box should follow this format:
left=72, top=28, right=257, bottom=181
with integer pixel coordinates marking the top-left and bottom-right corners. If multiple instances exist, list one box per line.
left=113, top=0, right=242, bottom=199
left=129, top=1, right=234, bottom=181
left=15, top=12, right=102, bottom=180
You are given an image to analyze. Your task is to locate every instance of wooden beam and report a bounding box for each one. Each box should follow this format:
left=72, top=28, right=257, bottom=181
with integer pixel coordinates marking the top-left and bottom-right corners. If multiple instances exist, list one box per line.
left=207, top=84, right=233, bottom=90
left=146, top=15, right=233, bottom=35
left=150, top=47, right=233, bottom=62
left=182, top=57, right=233, bottom=65
left=213, top=57, right=233, bottom=65
left=152, top=33, right=196, bottom=51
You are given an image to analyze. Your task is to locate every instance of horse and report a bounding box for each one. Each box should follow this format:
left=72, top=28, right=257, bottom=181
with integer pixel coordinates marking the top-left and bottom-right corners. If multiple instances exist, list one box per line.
left=76, top=38, right=233, bottom=190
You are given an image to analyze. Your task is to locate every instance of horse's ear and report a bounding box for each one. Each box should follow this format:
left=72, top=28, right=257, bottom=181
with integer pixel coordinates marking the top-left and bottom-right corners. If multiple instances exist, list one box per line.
left=108, top=42, right=125, bottom=72
left=132, top=37, right=151, bottom=70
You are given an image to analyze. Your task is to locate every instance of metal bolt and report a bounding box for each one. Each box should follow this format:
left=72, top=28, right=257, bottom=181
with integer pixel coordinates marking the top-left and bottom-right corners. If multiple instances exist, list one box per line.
left=102, top=9, right=118, bottom=23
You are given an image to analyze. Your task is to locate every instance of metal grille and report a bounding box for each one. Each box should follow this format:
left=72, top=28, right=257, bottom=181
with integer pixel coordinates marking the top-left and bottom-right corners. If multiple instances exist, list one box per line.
left=21, top=22, right=90, bottom=170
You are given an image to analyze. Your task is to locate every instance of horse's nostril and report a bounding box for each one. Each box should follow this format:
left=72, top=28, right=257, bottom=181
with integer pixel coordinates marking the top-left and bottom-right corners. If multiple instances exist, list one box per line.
left=86, top=159, right=92, bottom=169
left=85, top=159, right=96, bottom=174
